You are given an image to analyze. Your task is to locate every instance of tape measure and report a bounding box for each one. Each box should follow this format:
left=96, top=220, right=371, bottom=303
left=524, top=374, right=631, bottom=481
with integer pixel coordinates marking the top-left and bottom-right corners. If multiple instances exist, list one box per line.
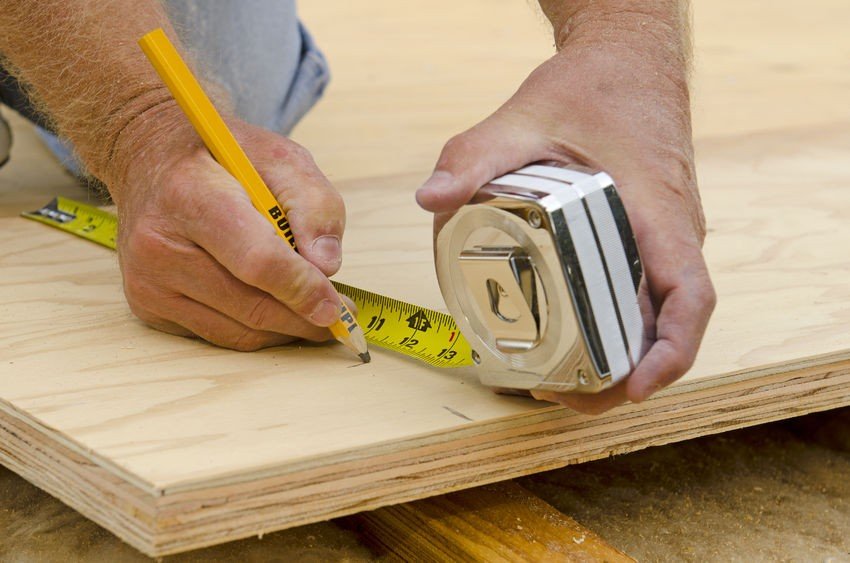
left=23, top=197, right=473, bottom=368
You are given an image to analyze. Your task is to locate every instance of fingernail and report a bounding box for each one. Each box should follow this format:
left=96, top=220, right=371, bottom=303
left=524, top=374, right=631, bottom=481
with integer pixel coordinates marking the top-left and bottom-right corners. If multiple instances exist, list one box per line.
left=311, top=235, right=341, bottom=267
left=416, top=170, right=454, bottom=198
left=310, top=299, right=339, bottom=326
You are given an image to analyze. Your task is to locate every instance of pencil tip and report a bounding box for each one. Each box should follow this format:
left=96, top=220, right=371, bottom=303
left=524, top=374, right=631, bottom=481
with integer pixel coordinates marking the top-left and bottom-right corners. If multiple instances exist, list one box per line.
left=359, top=352, right=371, bottom=364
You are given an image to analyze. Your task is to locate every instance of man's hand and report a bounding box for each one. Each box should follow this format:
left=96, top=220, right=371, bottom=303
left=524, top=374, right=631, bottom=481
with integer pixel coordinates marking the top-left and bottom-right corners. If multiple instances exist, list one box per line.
left=114, top=110, right=346, bottom=350
left=416, top=5, right=715, bottom=413
left=0, top=1, right=347, bottom=350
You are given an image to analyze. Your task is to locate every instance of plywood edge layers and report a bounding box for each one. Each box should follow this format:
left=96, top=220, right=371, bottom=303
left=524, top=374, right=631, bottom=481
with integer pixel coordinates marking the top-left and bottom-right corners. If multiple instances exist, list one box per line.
left=156, top=350, right=850, bottom=495
left=0, top=409, right=158, bottom=554
left=150, top=363, right=850, bottom=555
left=3, top=359, right=850, bottom=556
left=0, top=398, right=161, bottom=495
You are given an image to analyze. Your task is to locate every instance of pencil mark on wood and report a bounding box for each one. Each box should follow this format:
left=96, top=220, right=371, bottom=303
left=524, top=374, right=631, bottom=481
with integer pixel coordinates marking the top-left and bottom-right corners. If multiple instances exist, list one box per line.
left=443, top=406, right=473, bottom=422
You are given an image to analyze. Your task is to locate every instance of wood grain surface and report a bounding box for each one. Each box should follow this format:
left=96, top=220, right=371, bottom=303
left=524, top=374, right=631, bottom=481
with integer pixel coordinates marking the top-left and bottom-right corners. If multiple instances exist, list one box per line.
left=292, top=1, right=850, bottom=181
left=343, top=481, right=633, bottom=562
left=3, top=125, right=850, bottom=555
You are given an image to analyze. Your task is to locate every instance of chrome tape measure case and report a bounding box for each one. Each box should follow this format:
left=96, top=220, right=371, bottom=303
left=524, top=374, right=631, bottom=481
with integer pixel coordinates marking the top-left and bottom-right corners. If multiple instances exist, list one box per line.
left=436, top=165, right=649, bottom=393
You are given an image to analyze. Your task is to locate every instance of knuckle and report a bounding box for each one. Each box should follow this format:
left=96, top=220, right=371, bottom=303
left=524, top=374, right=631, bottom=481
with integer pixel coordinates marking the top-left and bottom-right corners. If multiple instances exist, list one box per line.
left=290, top=190, right=346, bottom=233
left=316, top=195, right=347, bottom=233
left=297, top=186, right=344, bottom=214
left=283, top=269, right=321, bottom=313
left=243, top=294, right=278, bottom=331
left=317, top=188, right=346, bottom=216
left=290, top=143, right=315, bottom=165
left=658, top=174, right=694, bottom=208
left=689, top=268, right=717, bottom=315
left=656, top=181, right=707, bottom=243
left=229, top=328, right=267, bottom=352
left=121, top=273, right=148, bottom=304
left=123, top=291, right=191, bottom=339
left=642, top=149, right=699, bottom=203
left=700, top=280, right=718, bottom=313
left=270, top=138, right=312, bottom=165
left=693, top=206, right=708, bottom=242
left=125, top=294, right=156, bottom=324
left=120, top=261, right=162, bottom=310
left=666, top=345, right=695, bottom=378
left=441, top=133, right=472, bottom=159
left=234, top=244, right=277, bottom=288
left=123, top=226, right=167, bottom=261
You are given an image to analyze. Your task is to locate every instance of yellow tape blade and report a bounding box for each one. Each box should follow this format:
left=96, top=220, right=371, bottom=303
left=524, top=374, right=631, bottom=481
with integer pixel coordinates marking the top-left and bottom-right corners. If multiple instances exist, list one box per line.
left=331, top=282, right=473, bottom=368
left=23, top=197, right=118, bottom=250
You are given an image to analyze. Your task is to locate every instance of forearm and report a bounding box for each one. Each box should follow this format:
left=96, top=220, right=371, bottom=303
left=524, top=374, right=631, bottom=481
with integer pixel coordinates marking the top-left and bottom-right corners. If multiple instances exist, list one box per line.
left=0, top=1, right=197, bottom=194
left=537, top=1, right=691, bottom=69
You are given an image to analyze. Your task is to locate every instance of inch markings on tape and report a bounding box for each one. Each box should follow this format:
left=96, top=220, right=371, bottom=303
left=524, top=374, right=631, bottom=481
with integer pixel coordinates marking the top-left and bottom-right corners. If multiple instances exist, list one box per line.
left=22, top=197, right=473, bottom=368
left=330, top=282, right=472, bottom=368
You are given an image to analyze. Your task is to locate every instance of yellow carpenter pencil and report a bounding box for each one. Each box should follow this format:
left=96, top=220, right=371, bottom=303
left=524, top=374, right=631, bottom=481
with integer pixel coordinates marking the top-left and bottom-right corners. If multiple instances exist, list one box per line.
left=139, top=28, right=369, bottom=363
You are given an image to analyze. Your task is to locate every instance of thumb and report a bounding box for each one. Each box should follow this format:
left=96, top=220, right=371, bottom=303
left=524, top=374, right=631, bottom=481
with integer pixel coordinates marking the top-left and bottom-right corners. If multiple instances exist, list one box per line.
left=416, top=116, right=548, bottom=213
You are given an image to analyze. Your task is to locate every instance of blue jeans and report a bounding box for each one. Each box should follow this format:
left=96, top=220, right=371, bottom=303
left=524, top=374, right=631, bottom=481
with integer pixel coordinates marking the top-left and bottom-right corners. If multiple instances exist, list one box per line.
left=0, top=0, right=329, bottom=175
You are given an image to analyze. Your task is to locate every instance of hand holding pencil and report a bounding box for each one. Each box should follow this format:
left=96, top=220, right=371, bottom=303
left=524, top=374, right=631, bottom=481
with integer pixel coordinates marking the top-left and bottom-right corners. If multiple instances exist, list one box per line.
left=139, top=28, right=368, bottom=361
left=102, top=28, right=368, bottom=358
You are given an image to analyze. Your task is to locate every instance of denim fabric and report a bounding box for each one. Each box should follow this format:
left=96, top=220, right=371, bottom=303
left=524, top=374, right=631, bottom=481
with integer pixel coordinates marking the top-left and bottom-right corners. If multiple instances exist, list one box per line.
left=163, top=0, right=329, bottom=135
left=0, top=0, right=329, bottom=174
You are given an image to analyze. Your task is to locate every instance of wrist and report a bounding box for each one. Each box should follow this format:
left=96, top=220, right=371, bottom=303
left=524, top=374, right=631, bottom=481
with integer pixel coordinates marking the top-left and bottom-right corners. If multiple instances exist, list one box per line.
left=549, top=1, right=690, bottom=61
left=102, top=94, right=201, bottom=206
left=547, top=3, right=692, bottom=110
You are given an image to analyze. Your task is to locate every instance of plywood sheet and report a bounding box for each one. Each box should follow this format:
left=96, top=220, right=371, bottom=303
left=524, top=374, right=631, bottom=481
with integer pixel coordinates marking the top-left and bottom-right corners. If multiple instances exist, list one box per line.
left=292, top=1, right=850, bottom=181
left=2, top=122, right=850, bottom=555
